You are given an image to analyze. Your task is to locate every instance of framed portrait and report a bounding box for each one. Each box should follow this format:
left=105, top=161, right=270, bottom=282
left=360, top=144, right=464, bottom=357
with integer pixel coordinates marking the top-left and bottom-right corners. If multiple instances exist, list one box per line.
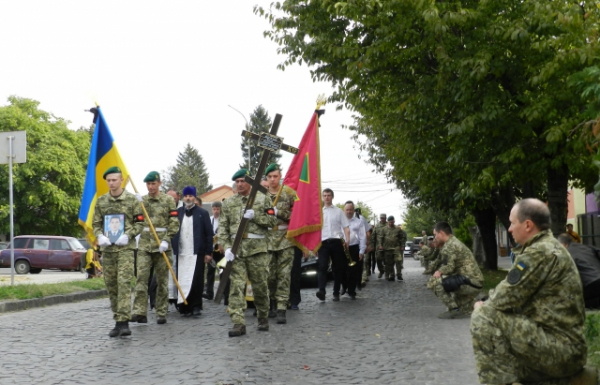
left=104, top=213, right=125, bottom=244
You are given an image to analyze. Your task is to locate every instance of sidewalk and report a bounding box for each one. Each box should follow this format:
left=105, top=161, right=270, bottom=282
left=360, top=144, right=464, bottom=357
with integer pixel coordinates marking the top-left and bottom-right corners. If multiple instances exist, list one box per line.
left=0, top=268, right=87, bottom=286
left=0, top=258, right=480, bottom=385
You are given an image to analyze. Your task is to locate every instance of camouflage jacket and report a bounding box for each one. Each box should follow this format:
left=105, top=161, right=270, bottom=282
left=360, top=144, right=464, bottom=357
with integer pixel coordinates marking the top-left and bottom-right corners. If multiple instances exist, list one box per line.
left=437, top=235, right=483, bottom=285
left=217, top=192, right=278, bottom=257
left=379, top=225, right=406, bottom=251
left=487, top=230, right=586, bottom=346
left=418, top=245, right=432, bottom=258
left=138, top=192, right=179, bottom=252
left=267, top=186, right=297, bottom=251
left=92, top=190, right=143, bottom=252
left=370, top=222, right=387, bottom=249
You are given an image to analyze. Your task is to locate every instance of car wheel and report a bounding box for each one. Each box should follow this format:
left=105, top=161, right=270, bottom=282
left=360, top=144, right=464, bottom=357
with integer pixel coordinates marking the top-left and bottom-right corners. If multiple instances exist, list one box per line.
left=14, top=260, right=30, bottom=274
left=30, top=268, right=42, bottom=274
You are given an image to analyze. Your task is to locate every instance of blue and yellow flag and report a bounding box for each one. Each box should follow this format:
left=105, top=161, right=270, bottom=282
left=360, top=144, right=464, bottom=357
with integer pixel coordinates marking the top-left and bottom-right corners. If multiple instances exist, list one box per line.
left=78, top=107, right=129, bottom=243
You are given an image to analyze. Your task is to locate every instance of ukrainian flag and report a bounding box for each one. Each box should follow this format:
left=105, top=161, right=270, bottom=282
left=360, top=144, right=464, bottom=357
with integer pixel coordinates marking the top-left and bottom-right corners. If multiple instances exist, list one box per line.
left=78, top=107, right=129, bottom=242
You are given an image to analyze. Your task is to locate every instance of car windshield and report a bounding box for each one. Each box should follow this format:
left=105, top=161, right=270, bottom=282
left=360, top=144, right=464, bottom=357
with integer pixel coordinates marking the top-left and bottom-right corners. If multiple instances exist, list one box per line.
left=68, top=238, right=87, bottom=251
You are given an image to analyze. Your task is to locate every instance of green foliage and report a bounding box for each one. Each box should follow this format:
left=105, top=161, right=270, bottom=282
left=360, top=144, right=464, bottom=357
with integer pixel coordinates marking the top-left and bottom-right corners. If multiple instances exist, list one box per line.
left=0, top=96, right=90, bottom=237
left=162, top=143, right=213, bottom=195
left=585, top=311, right=600, bottom=367
left=0, top=278, right=105, bottom=300
left=454, top=214, right=476, bottom=250
left=240, top=105, right=282, bottom=176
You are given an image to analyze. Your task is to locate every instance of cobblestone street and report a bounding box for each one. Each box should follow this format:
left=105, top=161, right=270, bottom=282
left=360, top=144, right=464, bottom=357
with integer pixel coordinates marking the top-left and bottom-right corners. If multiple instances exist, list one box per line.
left=0, top=258, right=480, bottom=385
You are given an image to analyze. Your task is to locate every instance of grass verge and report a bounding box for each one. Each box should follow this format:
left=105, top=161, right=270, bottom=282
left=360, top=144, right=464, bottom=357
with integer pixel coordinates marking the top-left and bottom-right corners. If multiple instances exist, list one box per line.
left=585, top=311, right=600, bottom=367
left=0, top=278, right=106, bottom=301
left=480, top=266, right=507, bottom=294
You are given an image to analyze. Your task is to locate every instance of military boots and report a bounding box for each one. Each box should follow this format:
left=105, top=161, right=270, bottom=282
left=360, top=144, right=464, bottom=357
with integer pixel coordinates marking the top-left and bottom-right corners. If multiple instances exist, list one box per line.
left=257, top=318, right=269, bottom=331
left=228, top=324, right=246, bottom=337
left=276, top=310, right=286, bottom=324
left=108, top=321, right=131, bottom=337
left=268, top=300, right=277, bottom=318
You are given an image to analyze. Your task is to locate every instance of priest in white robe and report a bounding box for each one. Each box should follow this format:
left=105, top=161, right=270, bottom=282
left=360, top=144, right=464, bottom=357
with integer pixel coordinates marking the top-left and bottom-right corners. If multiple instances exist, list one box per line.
left=171, top=186, right=214, bottom=316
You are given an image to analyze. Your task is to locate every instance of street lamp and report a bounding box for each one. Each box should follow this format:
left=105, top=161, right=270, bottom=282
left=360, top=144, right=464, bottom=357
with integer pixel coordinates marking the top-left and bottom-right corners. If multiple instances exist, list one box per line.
left=228, top=105, right=251, bottom=171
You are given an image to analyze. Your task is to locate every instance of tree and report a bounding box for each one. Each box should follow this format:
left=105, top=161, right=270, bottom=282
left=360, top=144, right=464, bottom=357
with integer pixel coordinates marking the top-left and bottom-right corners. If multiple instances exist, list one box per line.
left=0, top=96, right=90, bottom=236
left=162, top=143, right=213, bottom=195
left=256, top=1, right=600, bottom=269
left=240, top=105, right=281, bottom=176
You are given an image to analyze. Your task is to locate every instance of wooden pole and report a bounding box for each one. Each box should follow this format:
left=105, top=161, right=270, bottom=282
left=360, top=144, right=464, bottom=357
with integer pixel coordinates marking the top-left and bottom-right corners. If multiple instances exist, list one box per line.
left=127, top=179, right=187, bottom=305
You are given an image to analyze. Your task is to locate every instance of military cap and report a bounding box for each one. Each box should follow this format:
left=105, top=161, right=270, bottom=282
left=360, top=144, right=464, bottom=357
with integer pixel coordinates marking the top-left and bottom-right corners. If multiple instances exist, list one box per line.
left=380, top=213, right=387, bottom=218
left=103, top=166, right=122, bottom=180
left=211, top=201, right=222, bottom=208
left=232, top=168, right=249, bottom=181
left=143, top=171, right=160, bottom=182
left=387, top=215, right=395, bottom=221
left=182, top=186, right=196, bottom=197
left=265, top=163, right=280, bottom=176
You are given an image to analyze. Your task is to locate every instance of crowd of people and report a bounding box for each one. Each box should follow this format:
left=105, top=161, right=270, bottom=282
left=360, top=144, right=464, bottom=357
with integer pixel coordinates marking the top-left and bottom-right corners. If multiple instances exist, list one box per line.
left=92, top=166, right=599, bottom=384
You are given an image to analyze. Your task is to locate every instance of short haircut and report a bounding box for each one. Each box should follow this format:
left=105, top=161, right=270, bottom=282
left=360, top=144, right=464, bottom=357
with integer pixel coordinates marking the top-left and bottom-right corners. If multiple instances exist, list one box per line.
left=557, top=233, right=572, bottom=246
left=167, top=188, right=178, bottom=194
left=514, top=198, right=551, bottom=231
left=344, top=200, right=354, bottom=207
left=212, top=201, right=222, bottom=208
left=434, top=221, right=453, bottom=235
left=110, top=216, right=121, bottom=222
left=566, top=224, right=573, bottom=228
left=322, top=188, right=334, bottom=198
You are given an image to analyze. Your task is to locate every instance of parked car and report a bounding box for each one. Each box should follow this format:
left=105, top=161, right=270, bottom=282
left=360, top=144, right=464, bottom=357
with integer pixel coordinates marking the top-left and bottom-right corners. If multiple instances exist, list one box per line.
left=0, top=242, right=8, bottom=250
left=404, top=241, right=413, bottom=258
left=0, top=235, right=87, bottom=274
left=411, top=237, right=423, bottom=256
left=300, top=255, right=333, bottom=288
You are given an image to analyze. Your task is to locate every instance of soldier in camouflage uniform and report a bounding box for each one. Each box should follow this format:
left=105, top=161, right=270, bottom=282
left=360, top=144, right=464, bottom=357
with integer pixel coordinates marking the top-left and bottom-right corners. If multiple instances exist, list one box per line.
left=131, top=171, right=179, bottom=325
left=370, top=213, right=387, bottom=278
left=471, top=199, right=589, bottom=385
left=92, top=166, right=143, bottom=337
left=428, top=221, right=483, bottom=319
left=264, top=164, right=297, bottom=324
left=218, top=168, right=278, bottom=337
left=395, top=225, right=407, bottom=280
left=379, top=216, right=405, bottom=281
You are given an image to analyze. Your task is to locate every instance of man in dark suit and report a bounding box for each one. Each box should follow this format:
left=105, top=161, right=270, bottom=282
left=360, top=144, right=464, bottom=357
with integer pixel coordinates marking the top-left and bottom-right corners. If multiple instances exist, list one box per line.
left=558, top=233, right=600, bottom=309
left=171, top=186, right=214, bottom=316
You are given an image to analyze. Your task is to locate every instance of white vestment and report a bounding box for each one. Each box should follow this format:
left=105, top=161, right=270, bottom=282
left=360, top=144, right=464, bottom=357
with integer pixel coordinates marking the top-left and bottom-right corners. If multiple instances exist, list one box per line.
left=170, top=214, right=197, bottom=304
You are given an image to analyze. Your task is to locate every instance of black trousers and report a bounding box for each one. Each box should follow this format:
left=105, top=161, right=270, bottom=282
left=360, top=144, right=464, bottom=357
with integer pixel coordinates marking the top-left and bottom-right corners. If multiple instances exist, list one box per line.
left=584, top=279, right=600, bottom=309
left=289, top=247, right=303, bottom=306
left=205, top=250, right=230, bottom=304
left=318, top=239, right=346, bottom=295
left=370, top=250, right=376, bottom=273
left=345, top=244, right=361, bottom=295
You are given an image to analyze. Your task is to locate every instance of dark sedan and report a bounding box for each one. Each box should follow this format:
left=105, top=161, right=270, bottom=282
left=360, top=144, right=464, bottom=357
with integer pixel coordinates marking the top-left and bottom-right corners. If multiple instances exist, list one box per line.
left=300, top=255, right=333, bottom=288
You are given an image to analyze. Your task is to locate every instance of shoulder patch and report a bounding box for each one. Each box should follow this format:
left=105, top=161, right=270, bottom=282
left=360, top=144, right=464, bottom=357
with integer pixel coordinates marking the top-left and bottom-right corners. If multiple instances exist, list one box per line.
left=507, top=269, right=521, bottom=285
left=169, top=210, right=178, bottom=217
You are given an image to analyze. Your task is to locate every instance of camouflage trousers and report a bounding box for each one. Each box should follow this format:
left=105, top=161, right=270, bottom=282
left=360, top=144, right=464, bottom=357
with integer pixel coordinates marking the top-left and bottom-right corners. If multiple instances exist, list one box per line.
left=383, top=250, right=397, bottom=278
left=470, top=304, right=587, bottom=384
left=428, top=276, right=480, bottom=313
left=268, top=247, right=294, bottom=310
left=102, top=250, right=134, bottom=322
left=362, top=251, right=371, bottom=283
left=395, top=252, right=403, bottom=278
left=229, top=252, right=270, bottom=325
left=133, top=250, right=172, bottom=318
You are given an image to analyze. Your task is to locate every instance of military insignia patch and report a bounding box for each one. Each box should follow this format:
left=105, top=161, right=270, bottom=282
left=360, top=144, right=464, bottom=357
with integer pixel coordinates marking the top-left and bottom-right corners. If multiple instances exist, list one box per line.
left=134, top=214, right=145, bottom=223
left=169, top=210, right=178, bottom=217
left=507, top=269, right=521, bottom=284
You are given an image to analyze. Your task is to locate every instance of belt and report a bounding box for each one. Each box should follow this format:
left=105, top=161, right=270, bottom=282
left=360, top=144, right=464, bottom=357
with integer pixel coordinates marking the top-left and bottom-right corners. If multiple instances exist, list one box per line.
left=143, top=227, right=167, bottom=232
left=270, top=224, right=288, bottom=231
left=322, top=238, right=342, bottom=244
left=231, top=233, right=265, bottom=239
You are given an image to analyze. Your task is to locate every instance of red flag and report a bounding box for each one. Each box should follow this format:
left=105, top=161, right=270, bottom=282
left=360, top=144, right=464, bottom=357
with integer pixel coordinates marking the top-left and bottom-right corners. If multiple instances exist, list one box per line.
left=284, top=109, right=323, bottom=253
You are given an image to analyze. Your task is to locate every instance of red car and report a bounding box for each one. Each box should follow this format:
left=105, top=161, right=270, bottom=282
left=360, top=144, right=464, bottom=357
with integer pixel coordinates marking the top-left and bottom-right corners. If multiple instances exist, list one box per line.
left=0, top=235, right=87, bottom=274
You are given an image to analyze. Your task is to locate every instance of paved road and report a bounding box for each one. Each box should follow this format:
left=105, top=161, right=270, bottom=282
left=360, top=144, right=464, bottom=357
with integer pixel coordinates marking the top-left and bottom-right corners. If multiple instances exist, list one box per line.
left=0, top=258, right=480, bottom=385
left=0, top=268, right=87, bottom=286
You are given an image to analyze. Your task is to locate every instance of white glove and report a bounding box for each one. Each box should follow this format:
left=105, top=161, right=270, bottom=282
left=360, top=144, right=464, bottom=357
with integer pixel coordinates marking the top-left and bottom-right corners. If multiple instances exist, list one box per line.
left=225, top=248, right=235, bottom=262
left=159, top=241, right=169, bottom=253
left=97, top=235, right=111, bottom=247
left=135, top=193, right=143, bottom=202
left=273, top=207, right=278, bottom=217
left=243, top=209, right=255, bottom=220
left=115, top=234, right=129, bottom=246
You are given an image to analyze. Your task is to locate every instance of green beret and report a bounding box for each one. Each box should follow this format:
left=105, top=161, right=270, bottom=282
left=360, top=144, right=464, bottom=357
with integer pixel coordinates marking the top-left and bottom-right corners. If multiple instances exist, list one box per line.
left=387, top=215, right=395, bottom=221
left=143, top=171, right=160, bottom=182
left=264, top=163, right=280, bottom=176
left=103, top=166, right=122, bottom=180
left=232, top=168, right=249, bottom=181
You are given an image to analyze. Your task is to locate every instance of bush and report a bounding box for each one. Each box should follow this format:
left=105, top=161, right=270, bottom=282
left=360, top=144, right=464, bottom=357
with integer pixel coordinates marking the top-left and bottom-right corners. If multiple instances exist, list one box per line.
left=585, top=311, right=600, bottom=367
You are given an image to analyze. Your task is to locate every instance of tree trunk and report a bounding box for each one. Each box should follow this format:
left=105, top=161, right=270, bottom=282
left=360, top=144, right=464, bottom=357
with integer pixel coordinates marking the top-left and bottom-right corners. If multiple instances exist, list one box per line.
left=547, top=164, right=569, bottom=237
left=491, top=186, right=516, bottom=247
left=469, top=226, right=485, bottom=264
left=472, top=206, right=498, bottom=270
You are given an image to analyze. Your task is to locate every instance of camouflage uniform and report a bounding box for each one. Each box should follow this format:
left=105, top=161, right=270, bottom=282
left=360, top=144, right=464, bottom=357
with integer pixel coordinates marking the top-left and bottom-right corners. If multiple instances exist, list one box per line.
left=267, top=186, right=297, bottom=311
left=418, top=245, right=432, bottom=267
left=92, top=191, right=142, bottom=322
left=370, top=222, right=387, bottom=273
left=395, top=228, right=407, bottom=278
left=132, top=193, right=179, bottom=318
left=379, top=225, right=405, bottom=279
left=470, top=230, right=587, bottom=384
left=218, top=192, right=277, bottom=325
left=428, top=235, right=483, bottom=313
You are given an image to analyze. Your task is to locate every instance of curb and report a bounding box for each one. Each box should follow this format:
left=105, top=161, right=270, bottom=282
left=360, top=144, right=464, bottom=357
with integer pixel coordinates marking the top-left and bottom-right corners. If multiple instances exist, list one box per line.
left=0, top=289, right=108, bottom=314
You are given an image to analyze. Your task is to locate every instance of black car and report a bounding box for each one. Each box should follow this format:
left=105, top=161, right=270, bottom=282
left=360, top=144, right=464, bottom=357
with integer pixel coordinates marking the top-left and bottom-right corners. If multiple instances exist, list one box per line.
left=300, top=255, right=333, bottom=288
left=411, top=237, right=423, bottom=256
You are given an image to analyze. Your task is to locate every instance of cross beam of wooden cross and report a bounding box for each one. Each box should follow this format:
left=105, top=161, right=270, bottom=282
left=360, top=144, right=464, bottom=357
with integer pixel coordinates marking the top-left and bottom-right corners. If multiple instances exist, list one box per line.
left=214, top=114, right=299, bottom=303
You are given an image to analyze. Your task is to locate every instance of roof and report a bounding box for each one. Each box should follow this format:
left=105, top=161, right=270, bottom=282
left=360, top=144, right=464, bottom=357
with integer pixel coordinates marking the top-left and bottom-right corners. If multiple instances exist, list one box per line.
left=199, top=185, right=234, bottom=202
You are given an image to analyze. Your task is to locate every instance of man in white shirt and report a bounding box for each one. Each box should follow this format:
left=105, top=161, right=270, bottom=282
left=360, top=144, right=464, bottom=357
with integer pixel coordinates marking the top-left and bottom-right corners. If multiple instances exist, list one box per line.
left=316, top=188, right=351, bottom=302
left=343, top=201, right=366, bottom=299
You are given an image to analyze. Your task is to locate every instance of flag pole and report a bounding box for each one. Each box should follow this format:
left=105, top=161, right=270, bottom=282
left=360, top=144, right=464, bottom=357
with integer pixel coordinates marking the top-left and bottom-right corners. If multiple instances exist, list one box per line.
left=127, top=178, right=187, bottom=306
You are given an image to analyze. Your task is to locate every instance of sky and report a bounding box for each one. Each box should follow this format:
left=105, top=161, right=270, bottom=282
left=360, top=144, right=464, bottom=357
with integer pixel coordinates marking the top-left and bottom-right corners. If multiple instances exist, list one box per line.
left=0, top=0, right=407, bottom=223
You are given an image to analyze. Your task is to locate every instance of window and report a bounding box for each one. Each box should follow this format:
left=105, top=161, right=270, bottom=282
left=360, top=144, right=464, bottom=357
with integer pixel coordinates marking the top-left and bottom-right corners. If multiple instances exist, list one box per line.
left=50, top=239, right=70, bottom=251
left=32, top=239, right=49, bottom=250
left=13, top=238, right=28, bottom=248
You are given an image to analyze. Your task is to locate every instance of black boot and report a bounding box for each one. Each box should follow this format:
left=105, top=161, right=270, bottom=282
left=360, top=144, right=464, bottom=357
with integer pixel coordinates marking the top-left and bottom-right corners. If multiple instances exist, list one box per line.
left=268, top=300, right=277, bottom=318
left=108, top=322, right=121, bottom=338
left=276, top=309, right=287, bottom=324
left=120, top=321, right=131, bottom=336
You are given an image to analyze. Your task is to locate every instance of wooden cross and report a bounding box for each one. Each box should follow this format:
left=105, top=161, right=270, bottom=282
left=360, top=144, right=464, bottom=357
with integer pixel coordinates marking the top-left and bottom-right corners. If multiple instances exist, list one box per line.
left=214, top=114, right=299, bottom=303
